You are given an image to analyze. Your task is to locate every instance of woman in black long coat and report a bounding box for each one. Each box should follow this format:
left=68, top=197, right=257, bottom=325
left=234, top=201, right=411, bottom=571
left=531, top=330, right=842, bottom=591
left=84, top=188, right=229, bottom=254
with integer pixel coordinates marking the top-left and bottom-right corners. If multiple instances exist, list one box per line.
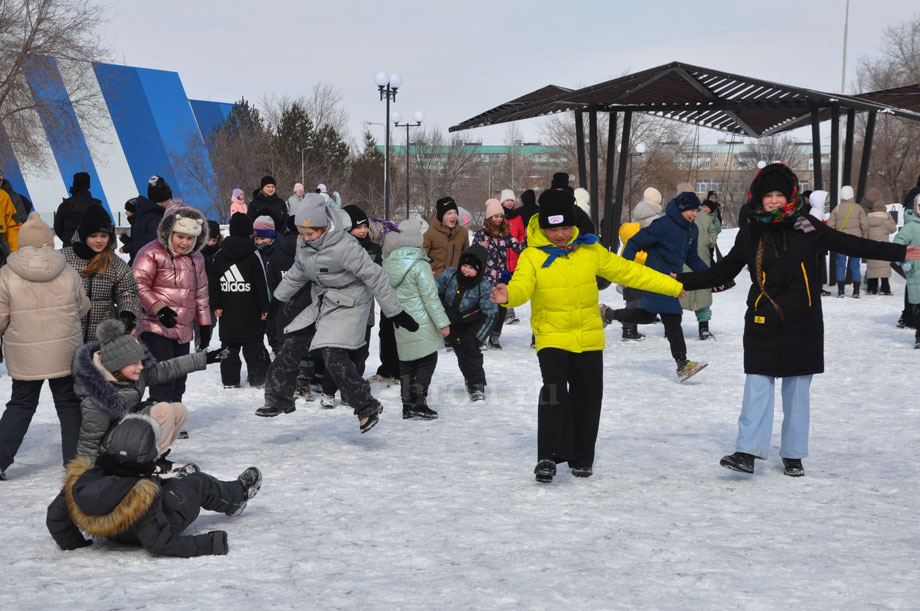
left=678, top=163, right=920, bottom=477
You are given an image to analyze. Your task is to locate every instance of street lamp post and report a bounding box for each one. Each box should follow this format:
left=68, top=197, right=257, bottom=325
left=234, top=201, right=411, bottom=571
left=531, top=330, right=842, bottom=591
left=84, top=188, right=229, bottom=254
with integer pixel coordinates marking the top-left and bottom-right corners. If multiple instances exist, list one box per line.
left=375, top=71, right=401, bottom=220
left=392, top=110, right=424, bottom=219
left=300, top=146, right=309, bottom=186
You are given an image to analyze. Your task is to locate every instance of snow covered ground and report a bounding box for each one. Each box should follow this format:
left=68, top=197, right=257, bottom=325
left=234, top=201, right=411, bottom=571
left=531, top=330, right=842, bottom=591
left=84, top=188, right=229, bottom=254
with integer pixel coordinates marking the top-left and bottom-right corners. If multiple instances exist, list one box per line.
left=2, top=229, right=919, bottom=610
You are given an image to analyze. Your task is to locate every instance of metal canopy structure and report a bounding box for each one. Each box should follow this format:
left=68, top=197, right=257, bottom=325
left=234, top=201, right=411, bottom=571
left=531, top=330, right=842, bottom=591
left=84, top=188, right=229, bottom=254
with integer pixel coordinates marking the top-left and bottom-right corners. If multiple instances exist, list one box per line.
left=449, top=61, right=920, bottom=249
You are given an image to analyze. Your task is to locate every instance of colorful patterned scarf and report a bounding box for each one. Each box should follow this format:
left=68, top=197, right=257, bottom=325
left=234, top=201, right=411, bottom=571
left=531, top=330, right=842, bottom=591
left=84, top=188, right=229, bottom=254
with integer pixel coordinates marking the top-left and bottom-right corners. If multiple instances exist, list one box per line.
left=747, top=163, right=805, bottom=225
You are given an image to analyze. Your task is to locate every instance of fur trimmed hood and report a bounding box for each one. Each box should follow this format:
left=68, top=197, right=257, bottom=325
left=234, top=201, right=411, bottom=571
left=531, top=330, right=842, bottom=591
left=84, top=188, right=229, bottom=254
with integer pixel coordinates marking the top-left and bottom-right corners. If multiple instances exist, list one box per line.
left=155, top=204, right=209, bottom=255
left=63, top=456, right=160, bottom=538
left=72, top=340, right=157, bottom=418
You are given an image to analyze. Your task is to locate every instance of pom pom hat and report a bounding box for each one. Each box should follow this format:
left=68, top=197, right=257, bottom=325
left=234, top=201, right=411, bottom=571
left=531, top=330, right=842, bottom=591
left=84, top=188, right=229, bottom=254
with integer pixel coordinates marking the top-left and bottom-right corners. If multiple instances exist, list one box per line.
left=97, top=319, right=146, bottom=373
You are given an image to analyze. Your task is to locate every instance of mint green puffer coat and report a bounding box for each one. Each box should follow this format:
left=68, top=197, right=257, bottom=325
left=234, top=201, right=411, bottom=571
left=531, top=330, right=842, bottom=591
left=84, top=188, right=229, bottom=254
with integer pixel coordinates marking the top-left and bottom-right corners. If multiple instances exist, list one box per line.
left=383, top=247, right=450, bottom=361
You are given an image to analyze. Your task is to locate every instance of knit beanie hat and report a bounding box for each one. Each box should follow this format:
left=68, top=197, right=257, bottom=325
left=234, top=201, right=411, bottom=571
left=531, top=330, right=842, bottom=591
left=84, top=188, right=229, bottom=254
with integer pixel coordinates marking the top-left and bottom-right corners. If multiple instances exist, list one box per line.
left=675, top=182, right=694, bottom=194
left=172, top=211, right=203, bottom=236
left=673, top=191, right=702, bottom=213
left=17, top=212, right=54, bottom=248
left=253, top=215, right=276, bottom=238
left=97, top=414, right=161, bottom=477
left=294, top=193, right=328, bottom=228
left=395, top=218, right=424, bottom=248
left=206, top=220, right=220, bottom=240
left=229, top=212, right=253, bottom=237
left=343, top=205, right=369, bottom=229
left=436, top=196, right=458, bottom=222
left=147, top=175, right=172, bottom=203
left=124, top=198, right=138, bottom=214
left=294, top=183, right=304, bottom=192
left=707, top=190, right=718, bottom=199
left=485, top=198, right=503, bottom=219
left=232, top=188, right=245, bottom=199
left=840, top=185, right=855, bottom=202
left=70, top=171, right=91, bottom=194
left=750, top=164, right=796, bottom=202
left=77, top=203, right=115, bottom=244
left=643, top=187, right=663, bottom=206
left=550, top=172, right=571, bottom=191
left=500, top=189, right=515, bottom=204
left=537, top=190, right=577, bottom=229
left=97, top=319, right=146, bottom=373
left=260, top=175, right=276, bottom=189
left=521, top=189, right=536, bottom=207
left=573, top=188, right=591, bottom=215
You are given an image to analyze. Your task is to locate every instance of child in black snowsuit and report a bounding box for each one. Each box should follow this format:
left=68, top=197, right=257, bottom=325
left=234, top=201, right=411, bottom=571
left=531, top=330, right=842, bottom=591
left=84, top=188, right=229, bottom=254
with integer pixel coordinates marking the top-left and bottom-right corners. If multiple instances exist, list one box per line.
left=436, top=244, right=498, bottom=401
left=207, top=213, right=271, bottom=388
left=317, top=205, right=383, bottom=407
left=47, top=414, right=262, bottom=557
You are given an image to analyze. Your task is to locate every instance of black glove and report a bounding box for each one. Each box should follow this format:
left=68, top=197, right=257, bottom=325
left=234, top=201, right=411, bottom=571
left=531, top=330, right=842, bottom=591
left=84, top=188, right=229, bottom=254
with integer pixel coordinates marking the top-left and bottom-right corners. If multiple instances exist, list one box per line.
left=156, top=306, right=178, bottom=329
left=210, top=530, right=229, bottom=555
left=118, top=311, right=137, bottom=335
left=197, top=324, right=212, bottom=350
left=206, top=347, right=230, bottom=364
left=390, top=311, right=419, bottom=332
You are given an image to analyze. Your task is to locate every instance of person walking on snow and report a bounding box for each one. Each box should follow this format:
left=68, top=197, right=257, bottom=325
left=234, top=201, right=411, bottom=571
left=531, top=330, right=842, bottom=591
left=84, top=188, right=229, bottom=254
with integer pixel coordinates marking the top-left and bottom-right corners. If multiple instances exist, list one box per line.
left=472, top=198, right=523, bottom=349
left=490, top=189, right=683, bottom=483
left=677, top=163, right=919, bottom=477
left=827, top=185, right=868, bottom=298
left=500, top=188, right=526, bottom=326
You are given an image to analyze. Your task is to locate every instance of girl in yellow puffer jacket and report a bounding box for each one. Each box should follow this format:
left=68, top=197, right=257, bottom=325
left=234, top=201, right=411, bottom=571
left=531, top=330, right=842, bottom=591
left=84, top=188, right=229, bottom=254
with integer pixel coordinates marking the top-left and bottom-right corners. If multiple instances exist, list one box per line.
left=490, top=190, right=682, bottom=483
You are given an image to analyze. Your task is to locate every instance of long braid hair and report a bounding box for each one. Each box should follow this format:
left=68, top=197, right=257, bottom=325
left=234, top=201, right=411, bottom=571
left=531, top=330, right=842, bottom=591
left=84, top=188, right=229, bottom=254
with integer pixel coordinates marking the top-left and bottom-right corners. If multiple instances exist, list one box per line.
left=754, top=233, right=783, bottom=319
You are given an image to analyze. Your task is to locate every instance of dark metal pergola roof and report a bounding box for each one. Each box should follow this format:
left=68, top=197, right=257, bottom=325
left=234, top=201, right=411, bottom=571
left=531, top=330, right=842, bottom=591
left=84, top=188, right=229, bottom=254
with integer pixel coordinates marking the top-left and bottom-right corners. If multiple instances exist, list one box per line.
left=449, top=61, right=920, bottom=137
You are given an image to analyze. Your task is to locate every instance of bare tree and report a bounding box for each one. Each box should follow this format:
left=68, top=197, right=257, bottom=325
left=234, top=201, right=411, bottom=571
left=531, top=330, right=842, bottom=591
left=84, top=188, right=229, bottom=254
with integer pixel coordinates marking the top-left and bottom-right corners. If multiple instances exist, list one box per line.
left=855, top=15, right=920, bottom=203
left=0, top=0, right=110, bottom=169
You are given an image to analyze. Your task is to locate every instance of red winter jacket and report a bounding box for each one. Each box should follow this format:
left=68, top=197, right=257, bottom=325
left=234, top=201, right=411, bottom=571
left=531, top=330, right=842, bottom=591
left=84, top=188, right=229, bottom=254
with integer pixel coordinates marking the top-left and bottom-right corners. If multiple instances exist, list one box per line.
left=506, top=214, right=526, bottom=271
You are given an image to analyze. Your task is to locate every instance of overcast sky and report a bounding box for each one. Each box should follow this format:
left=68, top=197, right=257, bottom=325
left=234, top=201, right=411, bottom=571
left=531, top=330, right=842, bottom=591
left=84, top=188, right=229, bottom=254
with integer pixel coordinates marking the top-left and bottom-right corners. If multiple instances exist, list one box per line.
left=103, top=0, right=917, bottom=147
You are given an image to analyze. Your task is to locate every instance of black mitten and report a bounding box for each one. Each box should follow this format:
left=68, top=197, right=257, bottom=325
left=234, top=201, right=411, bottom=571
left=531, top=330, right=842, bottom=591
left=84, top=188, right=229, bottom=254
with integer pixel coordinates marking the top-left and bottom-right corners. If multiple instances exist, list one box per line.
left=210, top=530, right=229, bottom=555
left=156, top=306, right=178, bottom=329
left=391, top=311, right=419, bottom=332
left=197, top=324, right=212, bottom=350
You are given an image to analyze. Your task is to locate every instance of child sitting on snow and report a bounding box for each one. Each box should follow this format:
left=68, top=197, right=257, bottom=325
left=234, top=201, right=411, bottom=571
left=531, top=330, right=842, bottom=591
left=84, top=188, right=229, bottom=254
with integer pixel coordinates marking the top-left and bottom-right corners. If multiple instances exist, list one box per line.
left=436, top=244, right=498, bottom=401
left=383, top=219, right=451, bottom=419
left=73, top=319, right=227, bottom=472
left=47, top=414, right=261, bottom=557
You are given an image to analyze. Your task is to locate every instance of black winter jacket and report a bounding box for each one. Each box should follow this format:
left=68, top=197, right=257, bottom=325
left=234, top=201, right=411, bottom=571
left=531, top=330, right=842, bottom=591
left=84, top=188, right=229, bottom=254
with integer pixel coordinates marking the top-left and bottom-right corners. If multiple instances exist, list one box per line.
left=248, top=190, right=288, bottom=233
left=47, top=458, right=227, bottom=557
left=678, top=215, right=907, bottom=377
left=55, top=191, right=103, bottom=246
left=130, top=196, right=165, bottom=264
left=207, top=236, right=270, bottom=344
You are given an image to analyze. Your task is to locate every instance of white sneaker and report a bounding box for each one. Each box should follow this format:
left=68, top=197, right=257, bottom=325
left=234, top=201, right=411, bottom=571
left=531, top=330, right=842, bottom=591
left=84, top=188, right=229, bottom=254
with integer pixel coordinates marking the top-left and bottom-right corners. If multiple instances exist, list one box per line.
left=320, top=394, right=336, bottom=408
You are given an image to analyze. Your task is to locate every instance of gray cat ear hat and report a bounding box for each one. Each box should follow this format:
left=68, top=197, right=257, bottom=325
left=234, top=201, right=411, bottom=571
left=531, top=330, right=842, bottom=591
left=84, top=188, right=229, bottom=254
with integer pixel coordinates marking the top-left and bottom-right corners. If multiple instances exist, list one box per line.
left=97, top=319, right=145, bottom=372
left=294, top=193, right=329, bottom=228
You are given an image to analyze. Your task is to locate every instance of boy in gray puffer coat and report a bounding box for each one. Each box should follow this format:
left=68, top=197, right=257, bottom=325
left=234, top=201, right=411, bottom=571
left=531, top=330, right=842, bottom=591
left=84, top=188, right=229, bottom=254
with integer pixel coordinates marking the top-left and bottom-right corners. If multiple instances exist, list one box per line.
left=255, top=195, right=418, bottom=433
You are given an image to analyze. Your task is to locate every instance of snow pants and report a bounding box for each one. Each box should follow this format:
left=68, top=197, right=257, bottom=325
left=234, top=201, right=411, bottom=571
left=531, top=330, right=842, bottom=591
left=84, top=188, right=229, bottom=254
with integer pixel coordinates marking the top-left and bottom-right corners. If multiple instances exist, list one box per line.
left=0, top=376, right=80, bottom=470
left=452, top=325, right=486, bottom=388
left=321, top=325, right=372, bottom=396
left=399, top=351, right=438, bottom=408
left=142, top=333, right=191, bottom=403
left=220, top=340, right=269, bottom=388
left=736, top=374, right=812, bottom=459
left=264, top=327, right=314, bottom=412
left=536, top=348, right=604, bottom=469
left=376, top=314, right=400, bottom=379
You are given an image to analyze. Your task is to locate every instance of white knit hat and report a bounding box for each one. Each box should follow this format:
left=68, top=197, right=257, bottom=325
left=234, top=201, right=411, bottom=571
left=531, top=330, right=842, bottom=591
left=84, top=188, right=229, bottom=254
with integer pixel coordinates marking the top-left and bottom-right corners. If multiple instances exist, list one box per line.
left=499, top=189, right=515, bottom=204
left=840, top=185, right=855, bottom=202
left=643, top=187, right=663, bottom=206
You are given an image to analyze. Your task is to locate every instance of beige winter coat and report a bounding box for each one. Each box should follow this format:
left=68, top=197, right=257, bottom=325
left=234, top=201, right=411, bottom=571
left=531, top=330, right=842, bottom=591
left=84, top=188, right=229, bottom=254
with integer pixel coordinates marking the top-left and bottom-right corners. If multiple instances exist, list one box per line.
left=866, top=209, right=897, bottom=279
left=827, top=200, right=868, bottom=238
left=0, top=246, right=90, bottom=380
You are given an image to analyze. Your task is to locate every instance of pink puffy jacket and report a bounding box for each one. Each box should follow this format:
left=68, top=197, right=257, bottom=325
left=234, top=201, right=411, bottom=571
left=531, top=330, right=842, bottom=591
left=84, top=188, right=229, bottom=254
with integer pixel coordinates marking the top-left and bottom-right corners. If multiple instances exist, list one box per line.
left=132, top=205, right=212, bottom=343
left=230, top=195, right=247, bottom=217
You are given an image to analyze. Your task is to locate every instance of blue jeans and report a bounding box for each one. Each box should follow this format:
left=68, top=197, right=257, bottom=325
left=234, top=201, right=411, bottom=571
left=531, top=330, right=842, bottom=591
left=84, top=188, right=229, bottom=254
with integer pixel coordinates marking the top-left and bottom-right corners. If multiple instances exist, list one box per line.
left=736, top=374, right=812, bottom=459
left=835, top=252, right=861, bottom=282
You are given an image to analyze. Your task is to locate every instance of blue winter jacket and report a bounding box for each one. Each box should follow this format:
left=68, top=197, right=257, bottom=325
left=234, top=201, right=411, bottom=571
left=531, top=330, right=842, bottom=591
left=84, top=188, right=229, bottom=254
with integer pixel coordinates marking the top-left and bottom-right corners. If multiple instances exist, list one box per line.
left=436, top=267, right=497, bottom=343
left=622, top=199, right=708, bottom=314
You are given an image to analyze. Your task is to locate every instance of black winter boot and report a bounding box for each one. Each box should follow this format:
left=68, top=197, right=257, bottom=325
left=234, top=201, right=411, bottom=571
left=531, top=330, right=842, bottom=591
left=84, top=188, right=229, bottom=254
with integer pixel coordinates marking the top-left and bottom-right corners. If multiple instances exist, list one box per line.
left=534, top=459, right=556, bottom=483
left=698, top=321, right=714, bottom=340
left=837, top=281, right=845, bottom=298
left=621, top=325, right=645, bottom=342
left=782, top=458, right=804, bottom=477
left=720, top=451, right=755, bottom=473
left=852, top=281, right=860, bottom=299
left=880, top=278, right=892, bottom=295
left=865, top=278, right=878, bottom=295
